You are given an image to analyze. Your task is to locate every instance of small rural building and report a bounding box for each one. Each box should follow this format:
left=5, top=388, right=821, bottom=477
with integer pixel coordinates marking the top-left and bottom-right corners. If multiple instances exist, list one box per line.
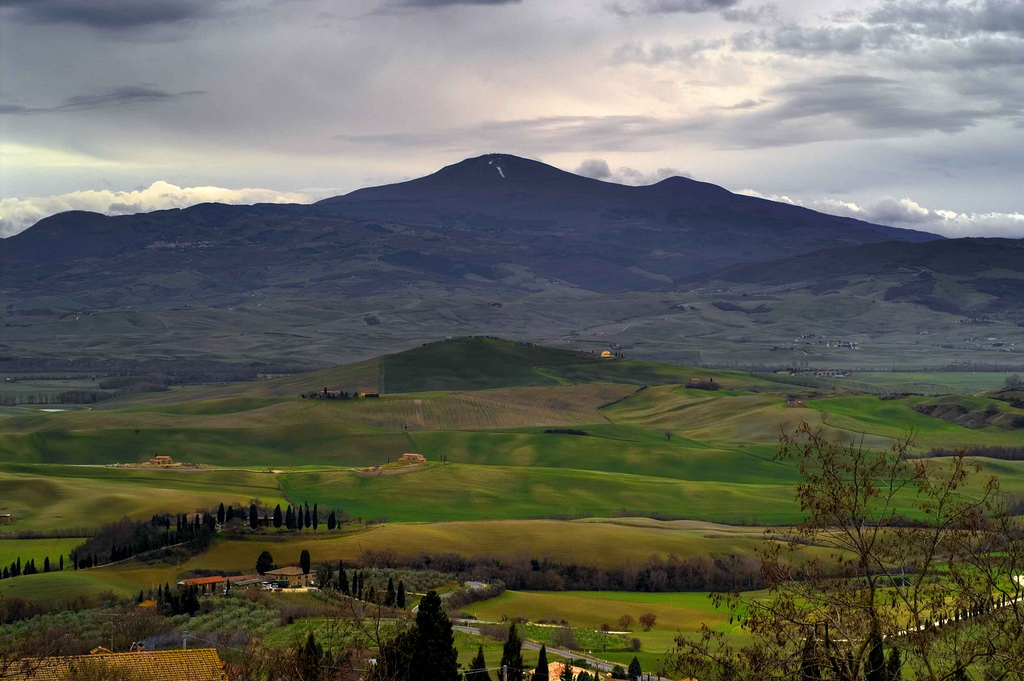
left=0, top=513, right=11, bottom=524
left=4, top=648, right=228, bottom=681
left=265, top=565, right=313, bottom=588
left=532, top=662, right=588, bottom=680
left=148, top=455, right=173, bottom=466
left=398, top=452, right=427, bottom=464
left=361, top=391, right=380, bottom=398
left=179, top=575, right=228, bottom=595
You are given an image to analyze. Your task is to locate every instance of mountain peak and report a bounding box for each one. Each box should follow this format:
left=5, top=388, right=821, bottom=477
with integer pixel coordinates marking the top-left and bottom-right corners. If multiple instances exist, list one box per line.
left=425, top=153, right=583, bottom=187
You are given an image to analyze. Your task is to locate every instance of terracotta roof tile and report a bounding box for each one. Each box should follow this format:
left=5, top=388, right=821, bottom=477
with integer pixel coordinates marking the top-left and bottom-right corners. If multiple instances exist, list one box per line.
left=6, top=648, right=227, bottom=681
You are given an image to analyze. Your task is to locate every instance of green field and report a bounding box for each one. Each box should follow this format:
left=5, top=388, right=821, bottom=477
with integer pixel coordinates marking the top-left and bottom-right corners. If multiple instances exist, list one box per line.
left=0, top=464, right=287, bottom=531
left=463, top=589, right=743, bottom=670
left=279, top=464, right=801, bottom=524
left=0, top=337, right=1022, bottom=609
left=0, top=537, right=84, bottom=569
left=845, top=372, right=1019, bottom=394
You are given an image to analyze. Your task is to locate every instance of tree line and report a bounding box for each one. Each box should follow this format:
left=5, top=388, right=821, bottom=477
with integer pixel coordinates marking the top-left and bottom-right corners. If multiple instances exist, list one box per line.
left=254, top=502, right=347, bottom=531
left=358, top=550, right=766, bottom=593
left=71, top=512, right=216, bottom=571
left=0, top=555, right=63, bottom=580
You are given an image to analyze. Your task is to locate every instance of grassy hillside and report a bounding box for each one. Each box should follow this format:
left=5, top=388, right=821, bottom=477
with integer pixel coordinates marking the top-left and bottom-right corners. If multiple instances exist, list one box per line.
left=279, top=463, right=808, bottom=525
left=3, top=336, right=1024, bottom=610
left=0, top=465, right=287, bottom=531
left=382, top=338, right=596, bottom=392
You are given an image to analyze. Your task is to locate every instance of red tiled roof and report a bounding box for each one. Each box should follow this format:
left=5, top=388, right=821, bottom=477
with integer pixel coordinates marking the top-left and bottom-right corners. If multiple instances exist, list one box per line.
left=180, top=575, right=228, bottom=585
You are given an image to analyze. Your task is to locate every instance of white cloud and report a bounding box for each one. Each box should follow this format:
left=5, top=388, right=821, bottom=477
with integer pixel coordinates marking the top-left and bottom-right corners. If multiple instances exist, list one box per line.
left=0, top=181, right=312, bottom=237
left=574, top=158, right=690, bottom=185
left=736, top=188, right=1024, bottom=238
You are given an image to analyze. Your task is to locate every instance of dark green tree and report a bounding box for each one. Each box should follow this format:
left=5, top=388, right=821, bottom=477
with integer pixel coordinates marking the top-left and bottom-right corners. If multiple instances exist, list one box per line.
left=273, top=504, right=282, bottom=529
left=611, top=665, right=628, bottom=680
left=296, top=632, right=323, bottom=681
left=312, top=503, right=319, bottom=530
left=304, top=504, right=311, bottom=529
left=866, top=624, right=886, bottom=681
left=339, top=563, right=349, bottom=594
left=249, top=504, right=259, bottom=530
left=385, top=576, right=397, bottom=607
left=501, top=623, right=525, bottom=681
left=887, top=648, right=902, bottom=681
left=466, top=645, right=491, bottom=681
left=183, top=585, right=200, bottom=616
left=410, top=590, right=459, bottom=681
left=534, top=645, right=550, bottom=681
left=397, top=580, right=406, bottom=609
left=628, top=656, right=642, bottom=681
left=300, top=549, right=311, bottom=575
left=217, top=502, right=225, bottom=524
left=256, top=550, right=274, bottom=575
left=327, top=510, right=337, bottom=531
left=577, top=673, right=591, bottom=681
left=559, top=659, right=574, bottom=681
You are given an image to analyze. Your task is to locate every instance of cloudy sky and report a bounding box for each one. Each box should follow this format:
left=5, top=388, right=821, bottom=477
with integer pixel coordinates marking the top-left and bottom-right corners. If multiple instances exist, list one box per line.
left=1, top=0, right=1022, bottom=237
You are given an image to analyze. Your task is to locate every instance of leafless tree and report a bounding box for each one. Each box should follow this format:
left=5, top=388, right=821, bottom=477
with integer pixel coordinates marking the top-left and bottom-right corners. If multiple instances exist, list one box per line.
left=664, top=422, right=1024, bottom=681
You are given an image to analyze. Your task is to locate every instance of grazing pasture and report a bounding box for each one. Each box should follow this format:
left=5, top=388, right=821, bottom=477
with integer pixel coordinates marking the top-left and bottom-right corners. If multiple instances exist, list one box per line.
left=0, top=538, right=84, bottom=568
left=0, top=464, right=286, bottom=531
left=280, top=463, right=803, bottom=524
left=2, top=337, right=1023, bottom=614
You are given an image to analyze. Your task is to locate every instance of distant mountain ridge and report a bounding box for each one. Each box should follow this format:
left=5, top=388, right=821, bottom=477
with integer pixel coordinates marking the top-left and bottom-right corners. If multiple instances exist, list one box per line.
left=317, top=154, right=936, bottom=247
left=691, top=238, right=1024, bottom=315
left=0, top=153, right=945, bottom=309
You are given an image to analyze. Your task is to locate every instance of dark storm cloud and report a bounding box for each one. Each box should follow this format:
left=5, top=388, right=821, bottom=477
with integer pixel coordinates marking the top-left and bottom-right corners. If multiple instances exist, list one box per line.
left=723, top=74, right=1013, bottom=147
left=720, top=3, right=778, bottom=24
left=865, top=0, right=1024, bottom=38
left=0, top=0, right=216, bottom=29
left=0, top=86, right=204, bottom=115
left=335, top=72, right=1012, bottom=153
left=731, top=24, right=906, bottom=55
left=607, top=0, right=739, bottom=18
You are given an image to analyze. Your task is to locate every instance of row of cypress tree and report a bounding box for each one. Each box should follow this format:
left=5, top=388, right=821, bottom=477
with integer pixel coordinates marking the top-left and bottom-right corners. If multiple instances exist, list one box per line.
left=0, top=556, right=62, bottom=579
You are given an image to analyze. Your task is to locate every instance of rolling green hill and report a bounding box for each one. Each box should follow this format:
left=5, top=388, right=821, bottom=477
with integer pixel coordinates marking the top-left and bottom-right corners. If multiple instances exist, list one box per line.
left=1, top=337, right=1023, bottom=605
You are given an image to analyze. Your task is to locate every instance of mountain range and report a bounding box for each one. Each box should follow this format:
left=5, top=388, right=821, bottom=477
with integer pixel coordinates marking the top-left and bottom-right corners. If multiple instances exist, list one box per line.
left=1, top=154, right=1021, bottom=366
left=2, top=154, right=939, bottom=305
